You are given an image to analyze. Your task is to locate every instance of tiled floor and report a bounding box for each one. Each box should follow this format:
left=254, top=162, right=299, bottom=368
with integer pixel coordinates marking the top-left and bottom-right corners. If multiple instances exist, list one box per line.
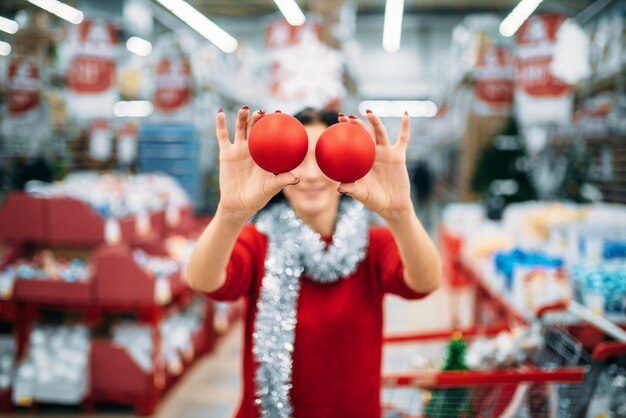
left=8, top=288, right=456, bottom=418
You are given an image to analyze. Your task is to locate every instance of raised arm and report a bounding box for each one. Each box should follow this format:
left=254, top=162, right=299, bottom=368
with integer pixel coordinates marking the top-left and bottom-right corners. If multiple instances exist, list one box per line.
left=187, top=107, right=299, bottom=293
left=336, top=112, right=441, bottom=293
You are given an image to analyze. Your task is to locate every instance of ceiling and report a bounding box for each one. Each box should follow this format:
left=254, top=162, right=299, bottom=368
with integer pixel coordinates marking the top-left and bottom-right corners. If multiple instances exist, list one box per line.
left=0, top=0, right=598, bottom=19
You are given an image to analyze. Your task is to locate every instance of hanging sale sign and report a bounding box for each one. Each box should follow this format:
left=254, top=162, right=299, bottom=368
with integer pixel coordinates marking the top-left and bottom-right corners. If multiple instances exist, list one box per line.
left=7, top=57, right=40, bottom=117
left=153, top=55, right=192, bottom=114
left=63, top=19, right=118, bottom=120
left=514, top=13, right=572, bottom=126
left=474, top=45, right=514, bottom=115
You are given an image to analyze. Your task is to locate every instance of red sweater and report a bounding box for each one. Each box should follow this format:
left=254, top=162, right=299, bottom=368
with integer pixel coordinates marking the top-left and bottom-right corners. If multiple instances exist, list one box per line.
left=206, top=224, right=428, bottom=418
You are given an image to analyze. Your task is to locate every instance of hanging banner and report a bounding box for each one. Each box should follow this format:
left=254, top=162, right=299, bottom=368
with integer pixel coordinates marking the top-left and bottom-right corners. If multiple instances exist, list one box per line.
left=474, top=45, right=514, bottom=115
left=64, top=19, right=118, bottom=120
left=153, top=54, right=192, bottom=114
left=515, top=13, right=572, bottom=126
left=7, top=57, right=41, bottom=118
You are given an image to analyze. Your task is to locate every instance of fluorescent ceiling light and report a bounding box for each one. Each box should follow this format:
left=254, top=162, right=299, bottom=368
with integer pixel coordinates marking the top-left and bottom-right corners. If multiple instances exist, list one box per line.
left=0, top=16, right=19, bottom=34
left=274, top=0, right=306, bottom=26
left=383, top=0, right=405, bottom=53
left=499, top=0, right=544, bottom=37
left=154, top=0, right=238, bottom=53
left=27, top=0, right=84, bottom=25
left=126, top=36, right=153, bottom=56
left=0, top=41, right=10, bottom=56
left=114, top=101, right=154, bottom=118
left=358, top=100, right=438, bottom=118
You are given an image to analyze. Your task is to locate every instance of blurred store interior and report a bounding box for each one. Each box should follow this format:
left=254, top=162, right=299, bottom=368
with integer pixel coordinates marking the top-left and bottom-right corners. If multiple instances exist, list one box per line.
left=0, top=0, right=626, bottom=417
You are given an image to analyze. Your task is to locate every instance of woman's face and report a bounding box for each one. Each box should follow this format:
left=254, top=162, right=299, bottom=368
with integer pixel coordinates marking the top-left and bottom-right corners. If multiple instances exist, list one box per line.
left=283, top=122, right=341, bottom=221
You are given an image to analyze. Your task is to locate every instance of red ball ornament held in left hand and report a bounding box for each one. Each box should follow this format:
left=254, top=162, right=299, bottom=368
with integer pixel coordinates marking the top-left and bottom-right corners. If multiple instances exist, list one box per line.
left=315, top=122, right=375, bottom=183
left=248, top=113, right=308, bottom=173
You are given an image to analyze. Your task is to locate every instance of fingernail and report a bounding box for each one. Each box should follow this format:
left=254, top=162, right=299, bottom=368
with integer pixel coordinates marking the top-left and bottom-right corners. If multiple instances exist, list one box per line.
left=404, top=110, right=408, bottom=116
left=242, top=105, right=249, bottom=110
left=259, top=109, right=266, bottom=115
left=349, top=114, right=356, bottom=119
left=275, top=110, right=282, bottom=113
left=291, top=178, right=300, bottom=185
left=366, top=109, right=372, bottom=114
left=338, top=113, right=346, bottom=117
left=218, top=108, right=223, bottom=113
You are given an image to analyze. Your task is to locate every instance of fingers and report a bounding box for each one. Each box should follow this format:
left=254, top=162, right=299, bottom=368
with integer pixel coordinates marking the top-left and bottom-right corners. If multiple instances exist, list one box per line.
left=246, top=110, right=265, bottom=138
left=347, top=114, right=376, bottom=142
left=266, top=172, right=300, bottom=196
left=337, top=181, right=368, bottom=203
left=234, top=106, right=250, bottom=143
left=338, top=112, right=349, bottom=123
left=364, top=111, right=391, bottom=146
left=215, top=109, right=230, bottom=148
left=397, top=111, right=411, bottom=151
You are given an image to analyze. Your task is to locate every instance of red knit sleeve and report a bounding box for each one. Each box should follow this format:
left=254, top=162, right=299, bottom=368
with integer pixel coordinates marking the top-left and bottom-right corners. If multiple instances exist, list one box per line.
left=370, top=226, right=430, bottom=300
left=204, top=223, right=265, bottom=301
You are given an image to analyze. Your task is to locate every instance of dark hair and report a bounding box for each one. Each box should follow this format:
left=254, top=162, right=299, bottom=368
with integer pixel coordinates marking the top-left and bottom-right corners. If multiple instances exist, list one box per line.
left=293, top=108, right=340, bottom=128
left=263, top=108, right=341, bottom=209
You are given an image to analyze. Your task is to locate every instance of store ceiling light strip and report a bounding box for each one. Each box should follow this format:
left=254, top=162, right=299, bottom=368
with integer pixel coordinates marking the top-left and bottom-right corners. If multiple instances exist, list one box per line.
left=0, top=16, right=19, bottom=34
left=0, top=41, right=10, bottom=56
left=358, top=100, right=438, bottom=118
left=382, top=0, right=405, bottom=53
left=126, top=36, right=153, bottom=56
left=154, top=0, right=238, bottom=53
left=113, top=101, right=154, bottom=118
left=499, top=0, right=544, bottom=37
left=273, top=0, right=306, bottom=26
left=27, top=0, right=84, bottom=25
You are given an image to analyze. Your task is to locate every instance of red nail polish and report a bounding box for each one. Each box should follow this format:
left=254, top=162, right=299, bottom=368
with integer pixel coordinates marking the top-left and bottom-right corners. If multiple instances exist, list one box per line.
left=404, top=110, right=409, bottom=116
left=275, top=110, right=282, bottom=113
left=218, top=108, right=223, bottom=113
left=242, top=105, right=249, bottom=110
left=366, top=109, right=372, bottom=114
left=338, top=113, right=346, bottom=117
left=259, top=109, right=266, bottom=114
left=349, top=114, right=356, bottom=119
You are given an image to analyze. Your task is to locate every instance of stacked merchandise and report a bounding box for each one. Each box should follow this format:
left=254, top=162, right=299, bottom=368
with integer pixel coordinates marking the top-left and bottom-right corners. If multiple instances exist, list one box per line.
left=441, top=202, right=626, bottom=322
left=0, top=172, right=238, bottom=415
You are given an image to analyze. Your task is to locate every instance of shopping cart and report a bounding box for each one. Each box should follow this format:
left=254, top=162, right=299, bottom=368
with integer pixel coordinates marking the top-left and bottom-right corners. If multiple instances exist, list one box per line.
left=381, top=302, right=626, bottom=418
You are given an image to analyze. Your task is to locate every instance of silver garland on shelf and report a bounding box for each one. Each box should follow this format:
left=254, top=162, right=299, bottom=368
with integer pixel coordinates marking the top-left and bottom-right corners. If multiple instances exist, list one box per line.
left=253, top=199, right=370, bottom=418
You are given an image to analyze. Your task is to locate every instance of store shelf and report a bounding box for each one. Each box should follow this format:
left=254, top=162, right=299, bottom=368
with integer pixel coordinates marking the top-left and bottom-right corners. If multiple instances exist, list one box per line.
left=0, top=194, right=47, bottom=243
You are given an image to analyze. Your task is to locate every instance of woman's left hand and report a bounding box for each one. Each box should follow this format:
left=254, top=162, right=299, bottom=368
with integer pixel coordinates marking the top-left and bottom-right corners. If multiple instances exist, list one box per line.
left=337, top=111, right=414, bottom=222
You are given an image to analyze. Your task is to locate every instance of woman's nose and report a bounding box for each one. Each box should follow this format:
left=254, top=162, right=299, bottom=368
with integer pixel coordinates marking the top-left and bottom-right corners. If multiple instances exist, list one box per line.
left=297, top=154, right=321, bottom=180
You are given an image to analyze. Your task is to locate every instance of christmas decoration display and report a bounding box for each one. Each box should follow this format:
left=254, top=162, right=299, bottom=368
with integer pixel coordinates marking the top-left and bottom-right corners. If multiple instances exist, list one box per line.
left=2, top=251, right=91, bottom=283
left=315, top=122, right=375, bottom=183
left=465, top=327, right=542, bottom=369
left=424, top=333, right=474, bottom=418
left=248, top=113, right=309, bottom=174
left=25, top=173, right=190, bottom=219
left=12, top=325, right=89, bottom=405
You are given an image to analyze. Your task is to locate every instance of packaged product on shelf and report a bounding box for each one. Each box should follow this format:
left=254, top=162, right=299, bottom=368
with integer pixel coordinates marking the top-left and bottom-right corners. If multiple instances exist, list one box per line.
left=132, top=249, right=178, bottom=304
left=12, top=324, right=89, bottom=405
left=571, top=260, right=626, bottom=317
left=0, top=335, right=15, bottom=390
left=586, top=363, right=626, bottom=418
left=161, top=299, right=205, bottom=370
left=112, top=323, right=153, bottom=372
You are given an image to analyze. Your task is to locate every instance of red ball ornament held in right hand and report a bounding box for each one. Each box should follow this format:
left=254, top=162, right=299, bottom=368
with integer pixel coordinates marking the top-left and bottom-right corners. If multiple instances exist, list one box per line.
left=315, top=122, right=375, bottom=183
left=248, top=113, right=308, bottom=174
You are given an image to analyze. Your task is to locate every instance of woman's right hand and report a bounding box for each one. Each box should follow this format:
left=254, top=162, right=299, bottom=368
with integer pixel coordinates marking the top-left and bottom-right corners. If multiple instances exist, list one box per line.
left=215, top=106, right=299, bottom=221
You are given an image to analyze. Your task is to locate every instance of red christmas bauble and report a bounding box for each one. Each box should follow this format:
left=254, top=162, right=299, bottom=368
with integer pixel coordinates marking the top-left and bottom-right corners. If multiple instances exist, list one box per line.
left=248, top=113, right=308, bottom=173
left=315, top=123, right=375, bottom=183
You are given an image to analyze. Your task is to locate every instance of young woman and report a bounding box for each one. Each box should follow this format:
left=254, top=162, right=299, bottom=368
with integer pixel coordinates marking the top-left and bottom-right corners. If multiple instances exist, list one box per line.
left=187, top=107, right=442, bottom=418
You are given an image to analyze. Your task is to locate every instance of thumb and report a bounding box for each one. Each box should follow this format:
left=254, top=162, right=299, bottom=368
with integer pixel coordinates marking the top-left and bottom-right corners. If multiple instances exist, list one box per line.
left=267, top=172, right=299, bottom=194
left=337, top=182, right=366, bottom=200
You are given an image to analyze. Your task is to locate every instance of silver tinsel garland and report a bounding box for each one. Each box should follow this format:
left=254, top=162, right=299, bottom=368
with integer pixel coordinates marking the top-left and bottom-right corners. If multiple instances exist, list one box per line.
left=253, top=199, right=370, bottom=418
